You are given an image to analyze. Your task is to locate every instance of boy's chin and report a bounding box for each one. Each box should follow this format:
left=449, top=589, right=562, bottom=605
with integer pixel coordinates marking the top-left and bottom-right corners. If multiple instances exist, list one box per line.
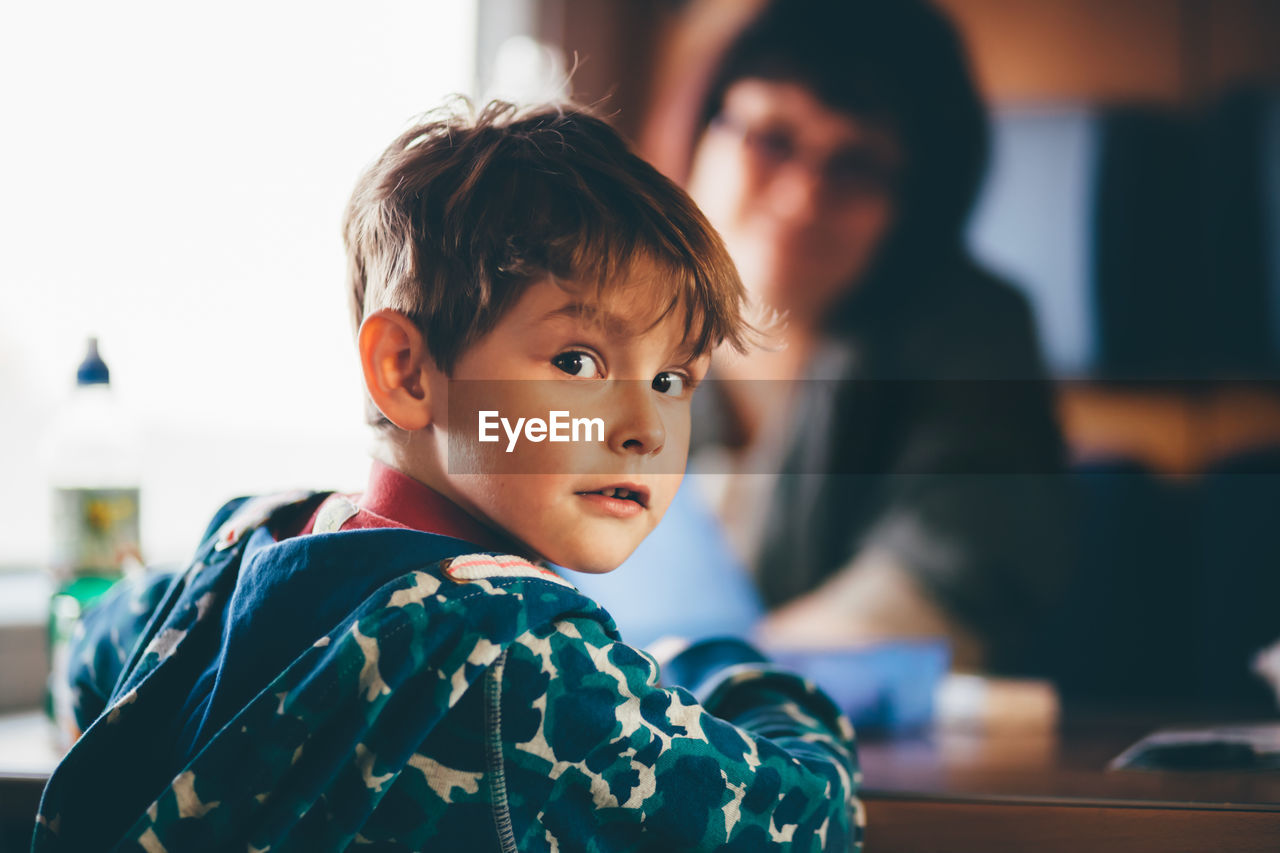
left=549, top=546, right=634, bottom=576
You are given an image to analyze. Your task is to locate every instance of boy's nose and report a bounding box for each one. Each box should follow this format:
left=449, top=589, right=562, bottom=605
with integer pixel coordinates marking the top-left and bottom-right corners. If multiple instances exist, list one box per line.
left=608, top=383, right=666, bottom=457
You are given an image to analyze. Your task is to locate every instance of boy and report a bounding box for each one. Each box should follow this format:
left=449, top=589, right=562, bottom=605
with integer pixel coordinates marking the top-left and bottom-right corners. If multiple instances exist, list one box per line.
left=35, top=102, right=863, bottom=851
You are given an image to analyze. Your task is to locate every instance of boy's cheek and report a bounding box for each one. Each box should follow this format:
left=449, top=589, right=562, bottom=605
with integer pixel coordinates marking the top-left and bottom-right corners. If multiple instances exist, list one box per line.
left=645, top=473, right=686, bottom=522
left=518, top=475, right=679, bottom=573
left=445, top=381, right=616, bottom=474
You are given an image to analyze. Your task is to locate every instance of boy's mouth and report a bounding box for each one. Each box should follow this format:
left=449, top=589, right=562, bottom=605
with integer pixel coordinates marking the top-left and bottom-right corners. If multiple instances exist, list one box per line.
left=575, top=483, right=650, bottom=510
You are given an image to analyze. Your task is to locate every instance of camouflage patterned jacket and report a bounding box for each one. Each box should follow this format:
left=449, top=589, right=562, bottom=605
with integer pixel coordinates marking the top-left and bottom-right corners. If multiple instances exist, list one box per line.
left=35, top=493, right=864, bottom=851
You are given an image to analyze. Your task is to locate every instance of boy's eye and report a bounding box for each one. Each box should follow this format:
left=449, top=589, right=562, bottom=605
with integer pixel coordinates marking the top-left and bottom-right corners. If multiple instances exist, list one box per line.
left=651, top=372, right=686, bottom=396
left=552, top=351, right=601, bottom=378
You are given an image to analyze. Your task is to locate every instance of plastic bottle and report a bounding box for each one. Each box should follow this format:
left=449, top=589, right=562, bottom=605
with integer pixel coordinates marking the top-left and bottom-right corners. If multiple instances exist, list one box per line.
left=45, top=337, right=143, bottom=741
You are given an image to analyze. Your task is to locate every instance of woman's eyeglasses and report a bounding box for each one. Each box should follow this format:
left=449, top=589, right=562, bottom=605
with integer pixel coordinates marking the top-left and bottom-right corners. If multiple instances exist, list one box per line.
left=711, top=113, right=901, bottom=201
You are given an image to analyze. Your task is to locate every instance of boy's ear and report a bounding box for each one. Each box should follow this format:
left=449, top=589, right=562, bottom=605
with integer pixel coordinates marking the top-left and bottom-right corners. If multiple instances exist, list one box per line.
left=357, top=310, right=437, bottom=431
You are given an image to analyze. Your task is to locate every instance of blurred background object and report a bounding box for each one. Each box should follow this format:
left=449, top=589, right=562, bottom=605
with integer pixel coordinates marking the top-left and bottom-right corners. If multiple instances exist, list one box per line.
left=572, top=0, right=1072, bottom=721
left=561, top=0, right=1280, bottom=380
left=0, top=0, right=480, bottom=570
left=0, top=0, right=482, bottom=715
left=44, top=339, right=143, bottom=743
left=546, top=0, right=1280, bottom=707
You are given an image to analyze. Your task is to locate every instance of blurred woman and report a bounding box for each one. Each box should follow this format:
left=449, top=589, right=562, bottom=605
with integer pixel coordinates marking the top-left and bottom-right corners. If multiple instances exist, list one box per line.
left=673, top=0, right=1071, bottom=672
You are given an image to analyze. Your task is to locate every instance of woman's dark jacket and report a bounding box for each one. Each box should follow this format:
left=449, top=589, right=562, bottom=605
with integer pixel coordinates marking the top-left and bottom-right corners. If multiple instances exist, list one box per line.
left=701, top=255, right=1072, bottom=674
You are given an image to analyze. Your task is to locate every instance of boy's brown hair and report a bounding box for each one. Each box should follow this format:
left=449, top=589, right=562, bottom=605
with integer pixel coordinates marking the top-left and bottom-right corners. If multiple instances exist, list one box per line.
left=343, top=101, right=750, bottom=393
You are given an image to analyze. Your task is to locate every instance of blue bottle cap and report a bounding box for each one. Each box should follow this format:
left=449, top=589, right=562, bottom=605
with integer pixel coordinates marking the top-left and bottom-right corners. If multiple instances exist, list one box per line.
left=76, top=337, right=110, bottom=386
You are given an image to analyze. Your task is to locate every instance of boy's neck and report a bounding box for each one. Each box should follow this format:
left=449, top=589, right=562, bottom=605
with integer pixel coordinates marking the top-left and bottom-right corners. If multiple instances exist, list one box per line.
left=368, top=438, right=531, bottom=557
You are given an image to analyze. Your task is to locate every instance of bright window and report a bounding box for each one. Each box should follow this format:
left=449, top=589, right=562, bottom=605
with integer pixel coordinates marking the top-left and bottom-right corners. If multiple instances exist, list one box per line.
left=0, top=0, right=478, bottom=566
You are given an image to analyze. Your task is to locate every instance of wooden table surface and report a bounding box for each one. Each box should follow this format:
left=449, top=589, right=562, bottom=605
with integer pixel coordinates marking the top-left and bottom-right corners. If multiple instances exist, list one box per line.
left=4, top=708, right=1280, bottom=851
left=859, top=707, right=1280, bottom=852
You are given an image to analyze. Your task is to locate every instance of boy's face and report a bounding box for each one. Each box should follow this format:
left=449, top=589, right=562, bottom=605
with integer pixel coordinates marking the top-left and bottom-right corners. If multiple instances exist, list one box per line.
left=424, top=271, right=709, bottom=574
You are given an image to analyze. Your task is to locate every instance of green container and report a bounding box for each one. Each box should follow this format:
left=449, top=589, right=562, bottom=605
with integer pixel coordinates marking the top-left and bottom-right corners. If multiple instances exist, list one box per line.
left=46, top=575, right=121, bottom=735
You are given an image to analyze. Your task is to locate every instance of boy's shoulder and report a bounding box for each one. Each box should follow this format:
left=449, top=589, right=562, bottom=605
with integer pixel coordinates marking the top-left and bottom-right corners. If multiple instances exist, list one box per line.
left=39, top=492, right=615, bottom=851
left=204, top=491, right=579, bottom=598
left=200, top=492, right=601, bottom=660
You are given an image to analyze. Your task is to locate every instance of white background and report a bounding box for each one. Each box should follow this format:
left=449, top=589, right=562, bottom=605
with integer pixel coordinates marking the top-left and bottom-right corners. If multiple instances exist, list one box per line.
left=0, top=0, right=478, bottom=566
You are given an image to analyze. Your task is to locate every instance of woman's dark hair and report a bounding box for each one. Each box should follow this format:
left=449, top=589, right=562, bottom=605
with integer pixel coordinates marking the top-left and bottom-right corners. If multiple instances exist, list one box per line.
left=698, top=0, right=989, bottom=290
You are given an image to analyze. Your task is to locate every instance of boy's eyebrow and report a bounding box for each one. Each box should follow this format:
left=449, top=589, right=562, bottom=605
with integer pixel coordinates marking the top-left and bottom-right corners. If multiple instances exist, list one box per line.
left=542, top=301, right=635, bottom=337
left=543, top=300, right=706, bottom=366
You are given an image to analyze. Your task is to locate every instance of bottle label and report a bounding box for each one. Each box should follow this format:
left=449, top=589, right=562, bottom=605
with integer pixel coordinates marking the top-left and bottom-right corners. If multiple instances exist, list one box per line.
left=52, top=487, right=141, bottom=579
left=47, top=576, right=121, bottom=739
